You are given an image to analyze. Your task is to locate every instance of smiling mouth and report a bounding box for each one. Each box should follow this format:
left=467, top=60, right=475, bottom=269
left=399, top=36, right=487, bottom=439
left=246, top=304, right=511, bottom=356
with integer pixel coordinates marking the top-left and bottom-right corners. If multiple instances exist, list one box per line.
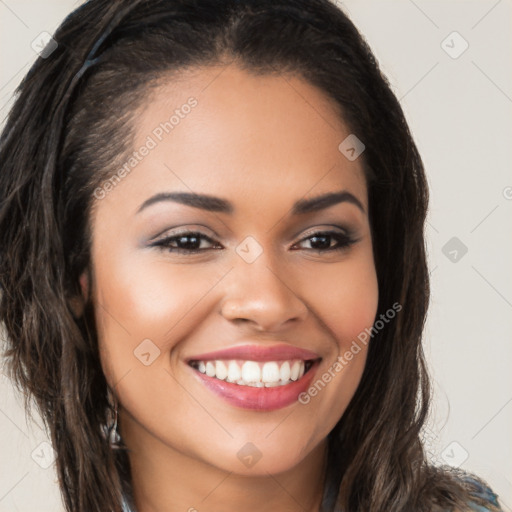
left=188, top=358, right=318, bottom=387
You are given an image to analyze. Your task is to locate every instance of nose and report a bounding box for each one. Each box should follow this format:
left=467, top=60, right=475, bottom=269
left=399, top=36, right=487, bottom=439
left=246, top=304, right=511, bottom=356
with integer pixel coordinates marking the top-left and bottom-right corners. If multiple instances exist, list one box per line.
left=219, top=251, right=309, bottom=332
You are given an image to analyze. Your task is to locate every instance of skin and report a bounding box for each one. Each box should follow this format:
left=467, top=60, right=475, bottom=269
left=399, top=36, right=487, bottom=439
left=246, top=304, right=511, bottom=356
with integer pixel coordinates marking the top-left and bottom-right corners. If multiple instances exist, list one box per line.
left=79, top=64, right=379, bottom=512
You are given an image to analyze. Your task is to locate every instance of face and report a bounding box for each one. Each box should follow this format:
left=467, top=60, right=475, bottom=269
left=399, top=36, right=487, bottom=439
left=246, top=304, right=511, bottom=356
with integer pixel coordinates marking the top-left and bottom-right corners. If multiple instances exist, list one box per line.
left=83, top=65, right=379, bottom=476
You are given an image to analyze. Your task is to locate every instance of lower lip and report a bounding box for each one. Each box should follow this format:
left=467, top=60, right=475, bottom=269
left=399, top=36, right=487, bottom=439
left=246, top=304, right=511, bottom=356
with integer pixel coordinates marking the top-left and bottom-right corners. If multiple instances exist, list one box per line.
left=190, top=360, right=321, bottom=411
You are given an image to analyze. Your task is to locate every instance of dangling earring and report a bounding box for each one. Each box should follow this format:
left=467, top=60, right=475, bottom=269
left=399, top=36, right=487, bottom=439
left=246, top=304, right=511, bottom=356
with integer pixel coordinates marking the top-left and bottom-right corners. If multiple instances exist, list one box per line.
left=105, top=387, right=122, bottom=449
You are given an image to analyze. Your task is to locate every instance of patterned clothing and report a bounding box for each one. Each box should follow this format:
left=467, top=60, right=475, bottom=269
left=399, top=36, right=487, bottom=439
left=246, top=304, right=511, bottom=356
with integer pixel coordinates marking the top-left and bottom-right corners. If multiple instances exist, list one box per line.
left=463, top=475, right=502, bottom=511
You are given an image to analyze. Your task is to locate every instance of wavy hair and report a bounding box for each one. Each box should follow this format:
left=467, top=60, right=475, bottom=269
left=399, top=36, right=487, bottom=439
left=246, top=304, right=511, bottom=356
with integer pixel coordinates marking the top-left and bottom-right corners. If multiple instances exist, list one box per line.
left=0, top=1, right=500, bottom=511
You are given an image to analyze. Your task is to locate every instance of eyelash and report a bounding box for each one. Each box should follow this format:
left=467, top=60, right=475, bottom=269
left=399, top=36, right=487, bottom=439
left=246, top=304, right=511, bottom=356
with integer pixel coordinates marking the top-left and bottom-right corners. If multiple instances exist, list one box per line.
left=150, top=230, right=357, bottom=254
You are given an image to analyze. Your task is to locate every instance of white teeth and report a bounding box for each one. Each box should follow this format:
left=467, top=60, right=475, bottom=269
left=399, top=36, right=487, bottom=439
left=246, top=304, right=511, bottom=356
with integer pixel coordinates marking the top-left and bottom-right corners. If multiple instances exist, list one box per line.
left=280, top=361, right=291, bottom=382
left=290, top=361, right=301, bottom=381
left=241, top=361, right=261, bottom=383
left=227, top=361, right=241, bottom=382
left=261, top=362, right=280, bottom=383
left=215, top=361, right=228, bottom=380
left=205, top=361, right=216, bottom=377
left=239, top=380, right=264, bottom=387
left=192, top=358, right=311, bottom=387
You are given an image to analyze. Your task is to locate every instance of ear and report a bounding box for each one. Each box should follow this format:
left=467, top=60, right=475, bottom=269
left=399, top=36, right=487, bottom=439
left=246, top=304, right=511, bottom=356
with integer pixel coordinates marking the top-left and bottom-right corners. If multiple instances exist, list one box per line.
left=79, top=271, right=89, bottom=298
left=69, top=270, right=90, bottom=318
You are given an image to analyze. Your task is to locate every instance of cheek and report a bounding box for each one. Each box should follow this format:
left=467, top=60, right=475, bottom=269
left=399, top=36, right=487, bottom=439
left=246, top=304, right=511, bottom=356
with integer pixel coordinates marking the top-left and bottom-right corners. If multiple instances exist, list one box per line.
left=302, top=252, right=379, bottom=353
left=289, top=249, right=378, bottom=441
left=91, top=250, right=230, bottom=380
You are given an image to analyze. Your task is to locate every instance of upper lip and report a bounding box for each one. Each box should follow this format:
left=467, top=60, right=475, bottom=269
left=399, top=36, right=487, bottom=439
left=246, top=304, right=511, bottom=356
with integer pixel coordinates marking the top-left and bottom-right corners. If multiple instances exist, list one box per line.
left=186, top=343, right=320, bottom=363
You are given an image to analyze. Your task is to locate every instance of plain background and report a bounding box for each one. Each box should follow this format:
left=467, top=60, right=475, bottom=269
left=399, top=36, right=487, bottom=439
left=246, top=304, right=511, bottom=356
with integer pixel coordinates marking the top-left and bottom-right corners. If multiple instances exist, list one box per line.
left=0, top=1, right=511, bottom=511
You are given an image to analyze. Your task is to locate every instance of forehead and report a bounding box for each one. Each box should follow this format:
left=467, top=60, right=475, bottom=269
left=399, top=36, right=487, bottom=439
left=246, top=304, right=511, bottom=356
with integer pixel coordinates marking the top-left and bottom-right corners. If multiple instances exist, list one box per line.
left=98, top=65, right=367, bottom=217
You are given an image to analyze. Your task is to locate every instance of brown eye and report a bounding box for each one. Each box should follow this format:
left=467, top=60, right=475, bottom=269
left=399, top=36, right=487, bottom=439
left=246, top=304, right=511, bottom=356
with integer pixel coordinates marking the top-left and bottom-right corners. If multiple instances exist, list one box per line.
left=293, top=231, right=356, bottom=252
left=151, top=231, right=222, bottom=253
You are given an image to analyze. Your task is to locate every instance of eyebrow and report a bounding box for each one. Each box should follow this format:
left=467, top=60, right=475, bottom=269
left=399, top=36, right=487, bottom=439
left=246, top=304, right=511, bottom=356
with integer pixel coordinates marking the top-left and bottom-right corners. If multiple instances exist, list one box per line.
left=136, top=190, right=365, bottom=215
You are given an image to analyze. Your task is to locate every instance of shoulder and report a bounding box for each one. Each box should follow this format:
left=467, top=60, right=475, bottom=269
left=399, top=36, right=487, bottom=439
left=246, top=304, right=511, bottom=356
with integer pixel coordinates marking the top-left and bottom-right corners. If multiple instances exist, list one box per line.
left=456, top=473, right=503, bottom=512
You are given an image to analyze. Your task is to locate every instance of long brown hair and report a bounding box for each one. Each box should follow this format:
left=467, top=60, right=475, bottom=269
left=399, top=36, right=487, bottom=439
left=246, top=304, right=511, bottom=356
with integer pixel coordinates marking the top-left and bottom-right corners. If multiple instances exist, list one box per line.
left=0, top=1, right=501, bottom=511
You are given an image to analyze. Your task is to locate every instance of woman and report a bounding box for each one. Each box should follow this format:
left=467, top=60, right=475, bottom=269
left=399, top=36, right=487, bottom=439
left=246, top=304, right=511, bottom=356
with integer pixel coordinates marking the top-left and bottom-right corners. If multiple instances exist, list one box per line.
left=0, top=1, right=503, bottom=511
